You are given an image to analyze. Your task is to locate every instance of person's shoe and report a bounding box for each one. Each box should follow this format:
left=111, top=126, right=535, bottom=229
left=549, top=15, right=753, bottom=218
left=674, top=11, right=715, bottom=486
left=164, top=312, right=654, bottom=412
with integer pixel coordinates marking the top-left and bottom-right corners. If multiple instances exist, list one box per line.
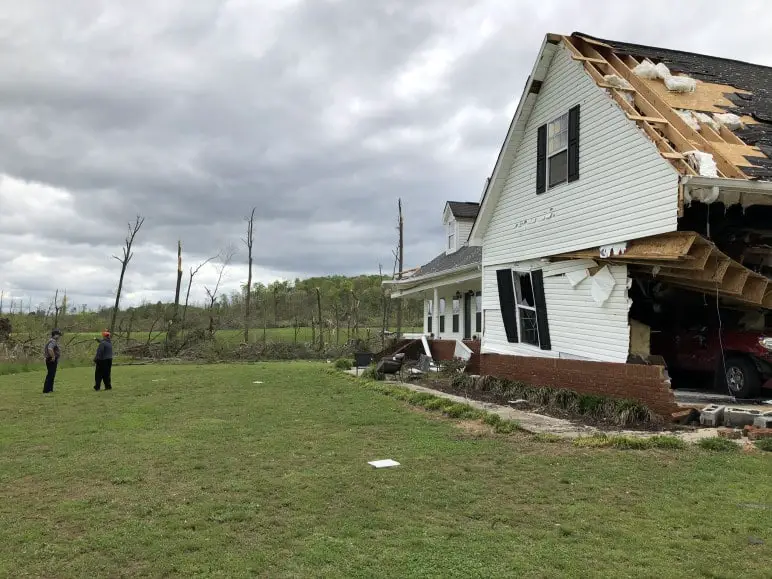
left=94, top=385, right=100, bottom=391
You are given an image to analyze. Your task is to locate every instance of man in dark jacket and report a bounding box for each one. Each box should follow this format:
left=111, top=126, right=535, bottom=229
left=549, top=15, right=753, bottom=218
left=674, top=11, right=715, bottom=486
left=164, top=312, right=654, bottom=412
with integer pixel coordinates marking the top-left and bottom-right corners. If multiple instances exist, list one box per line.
left=93, top=330, right=114, bottom=391
left=43, top=328, right=62, bottom=394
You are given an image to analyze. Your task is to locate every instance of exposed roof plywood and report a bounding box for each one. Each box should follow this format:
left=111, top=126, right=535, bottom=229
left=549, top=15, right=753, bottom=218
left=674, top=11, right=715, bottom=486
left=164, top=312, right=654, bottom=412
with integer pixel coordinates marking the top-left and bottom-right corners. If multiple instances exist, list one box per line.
left=637, top=76, right=751, bottom=114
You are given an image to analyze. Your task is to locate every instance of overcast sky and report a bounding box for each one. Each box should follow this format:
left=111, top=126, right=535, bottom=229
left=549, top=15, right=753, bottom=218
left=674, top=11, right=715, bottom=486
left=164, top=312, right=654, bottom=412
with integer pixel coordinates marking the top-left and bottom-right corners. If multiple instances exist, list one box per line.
left=1, top=0, right=770, bottom=311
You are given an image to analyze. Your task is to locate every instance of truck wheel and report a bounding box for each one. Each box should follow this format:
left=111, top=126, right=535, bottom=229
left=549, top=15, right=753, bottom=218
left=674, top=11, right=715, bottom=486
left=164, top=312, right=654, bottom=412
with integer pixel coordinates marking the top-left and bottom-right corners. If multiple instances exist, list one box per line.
left=723, top=356, right=762, bottom=399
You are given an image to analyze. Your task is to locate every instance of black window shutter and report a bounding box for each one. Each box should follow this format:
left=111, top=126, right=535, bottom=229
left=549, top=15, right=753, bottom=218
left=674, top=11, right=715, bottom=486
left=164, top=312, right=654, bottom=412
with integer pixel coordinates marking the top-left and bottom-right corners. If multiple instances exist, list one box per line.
left=531, top=270, right=551, bottom=350
left=568, top=105, right=580, bottom=183
left=496, top=269, right=518, bottom=343
left=536, top=124, right=547, bottom=194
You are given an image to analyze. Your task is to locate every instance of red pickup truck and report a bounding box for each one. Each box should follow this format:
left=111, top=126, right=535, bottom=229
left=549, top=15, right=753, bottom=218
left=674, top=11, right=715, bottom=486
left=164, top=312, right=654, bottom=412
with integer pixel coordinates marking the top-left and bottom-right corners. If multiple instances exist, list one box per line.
left=652, top=327, right=772, bottom=398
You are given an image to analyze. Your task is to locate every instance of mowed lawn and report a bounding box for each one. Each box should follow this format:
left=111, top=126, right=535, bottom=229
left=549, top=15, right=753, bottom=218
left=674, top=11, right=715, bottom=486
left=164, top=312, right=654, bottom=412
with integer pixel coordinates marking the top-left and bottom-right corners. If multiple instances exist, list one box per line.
left=0, top=364, right=770, bottom=578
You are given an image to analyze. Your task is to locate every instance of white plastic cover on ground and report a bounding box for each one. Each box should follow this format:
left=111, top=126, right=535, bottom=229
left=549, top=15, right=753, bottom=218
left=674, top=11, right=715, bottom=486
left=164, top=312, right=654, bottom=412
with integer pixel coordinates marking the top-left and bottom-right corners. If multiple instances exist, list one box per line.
left=590, top=266, right=616, bottom=306
left=713, top=112, right=745, bottom=131
left=664, top=75, right=697, bottom=93
left=565, top=268, right=589, bottom=288
left=694, top=112, right=720, bottom=131
left=633, top=60, right=658, bottom=79
left=676, top=109, right=701, bottom=131
left=685, top=150, right=718, bottom=178
left=603, top=74, right=632, bottom=89
left=368, top=459, right=400, bottom=468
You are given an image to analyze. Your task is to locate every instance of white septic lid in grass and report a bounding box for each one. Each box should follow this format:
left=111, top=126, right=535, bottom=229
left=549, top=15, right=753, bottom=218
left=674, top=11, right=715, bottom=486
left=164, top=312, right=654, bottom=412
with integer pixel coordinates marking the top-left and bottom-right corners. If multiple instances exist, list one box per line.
left=368, top=459, right=400, bottom=468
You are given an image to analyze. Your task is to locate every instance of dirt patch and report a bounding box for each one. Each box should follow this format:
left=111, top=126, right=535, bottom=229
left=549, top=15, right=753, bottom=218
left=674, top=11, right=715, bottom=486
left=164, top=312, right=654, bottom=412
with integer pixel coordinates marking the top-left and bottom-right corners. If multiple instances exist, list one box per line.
left=454, top=420, right=495, bottom=437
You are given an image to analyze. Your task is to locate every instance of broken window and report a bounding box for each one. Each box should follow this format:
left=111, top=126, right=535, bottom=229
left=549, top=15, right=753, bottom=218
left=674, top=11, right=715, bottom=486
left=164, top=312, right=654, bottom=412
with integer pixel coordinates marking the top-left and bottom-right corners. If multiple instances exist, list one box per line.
left=547, top=113, right=569, bottom=189
left=514, top=271, right=541, bottom=347
left=439, top=298, right=446, bottom=333
left=475, top=291, right=482, bottom=333
left=452, top=297, right=460, bottom=333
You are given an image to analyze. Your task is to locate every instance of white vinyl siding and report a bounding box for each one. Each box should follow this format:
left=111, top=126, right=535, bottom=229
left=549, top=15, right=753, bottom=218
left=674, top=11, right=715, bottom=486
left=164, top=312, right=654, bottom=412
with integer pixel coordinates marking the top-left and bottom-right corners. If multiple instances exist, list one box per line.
left=457, top=218, right=474, bottom=246
left=481, top=263, right=630, bottom=363
left=482, top=44, right=679, bottom=268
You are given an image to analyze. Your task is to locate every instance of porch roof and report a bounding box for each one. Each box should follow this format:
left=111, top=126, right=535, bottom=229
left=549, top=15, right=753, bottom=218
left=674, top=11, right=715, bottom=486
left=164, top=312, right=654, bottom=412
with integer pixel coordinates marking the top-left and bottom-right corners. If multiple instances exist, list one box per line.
left=385, top=246, right=481, bottom=287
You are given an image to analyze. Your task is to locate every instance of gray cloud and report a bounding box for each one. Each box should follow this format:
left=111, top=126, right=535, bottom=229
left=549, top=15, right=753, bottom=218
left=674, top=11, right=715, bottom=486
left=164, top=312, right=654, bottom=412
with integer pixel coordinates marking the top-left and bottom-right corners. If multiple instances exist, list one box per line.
left=1, top=0, right=770, bottom=308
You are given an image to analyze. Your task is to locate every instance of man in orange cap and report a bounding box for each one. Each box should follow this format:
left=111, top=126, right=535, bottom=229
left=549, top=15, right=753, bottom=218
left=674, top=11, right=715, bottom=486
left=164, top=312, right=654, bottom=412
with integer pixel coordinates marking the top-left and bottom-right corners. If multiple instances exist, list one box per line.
left=93, top=330, right=114, bottom=391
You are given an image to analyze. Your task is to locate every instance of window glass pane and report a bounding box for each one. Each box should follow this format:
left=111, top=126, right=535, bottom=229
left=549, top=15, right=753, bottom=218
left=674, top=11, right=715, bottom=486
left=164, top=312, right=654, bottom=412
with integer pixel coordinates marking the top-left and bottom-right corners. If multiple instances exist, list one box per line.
left=427, top=300, right=433, bottom=315
left=515, top=272, right=535, bottom=307
left=452, top=298, right=460, bottom=314
left=519, top=308, right=539, bottom=346
left=547, top=113, right=568, bottom=155
left=448, top=234, right=454, bottom=249
left=439, top=298, right=446, bottom=314
left=452, top=314, right=459, bottom=333
left=548, top=150, right=568, bottom=188
left=475, top=292, right=482, bottom=310
left=475, top=311, right=482, bottom=333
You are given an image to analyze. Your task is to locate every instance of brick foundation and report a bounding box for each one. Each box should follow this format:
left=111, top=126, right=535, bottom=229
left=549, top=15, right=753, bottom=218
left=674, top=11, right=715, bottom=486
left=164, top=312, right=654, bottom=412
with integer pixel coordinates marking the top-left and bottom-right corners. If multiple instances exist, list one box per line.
left=479, top=353, right=679, bottom=419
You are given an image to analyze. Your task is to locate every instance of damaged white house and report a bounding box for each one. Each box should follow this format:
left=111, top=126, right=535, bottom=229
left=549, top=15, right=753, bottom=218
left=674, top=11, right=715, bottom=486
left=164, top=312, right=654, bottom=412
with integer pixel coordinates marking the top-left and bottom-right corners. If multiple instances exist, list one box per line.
left=386, top=32, right=772, bottom=407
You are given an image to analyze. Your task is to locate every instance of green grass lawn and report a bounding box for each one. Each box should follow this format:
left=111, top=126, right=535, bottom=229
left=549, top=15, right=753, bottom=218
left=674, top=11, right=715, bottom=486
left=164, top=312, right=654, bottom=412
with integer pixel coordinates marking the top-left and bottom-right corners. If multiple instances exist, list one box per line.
left=0, top=363, right=770, bottom=577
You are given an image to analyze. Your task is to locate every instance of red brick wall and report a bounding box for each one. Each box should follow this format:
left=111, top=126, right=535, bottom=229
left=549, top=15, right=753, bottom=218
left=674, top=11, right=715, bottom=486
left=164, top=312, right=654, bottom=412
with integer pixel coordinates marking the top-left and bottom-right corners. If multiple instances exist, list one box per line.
left=429, top=339, right=481, bottom=375
left=480, top=353, right=679, bottom=418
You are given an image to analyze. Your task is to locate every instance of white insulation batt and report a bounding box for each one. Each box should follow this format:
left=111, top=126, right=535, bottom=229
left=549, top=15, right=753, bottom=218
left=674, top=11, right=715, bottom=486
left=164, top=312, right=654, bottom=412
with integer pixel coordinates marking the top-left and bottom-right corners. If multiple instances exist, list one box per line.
left=685, top=150, right=718, bottom=178
left=694, top=112, right=720, bottom=131
left=713, top=112, right=745, bottom=131
left=676, top=109, right=701, bottom=131
left=632, top=59, right=696, bottom=92
left=603, top=74, right=632, bottom=89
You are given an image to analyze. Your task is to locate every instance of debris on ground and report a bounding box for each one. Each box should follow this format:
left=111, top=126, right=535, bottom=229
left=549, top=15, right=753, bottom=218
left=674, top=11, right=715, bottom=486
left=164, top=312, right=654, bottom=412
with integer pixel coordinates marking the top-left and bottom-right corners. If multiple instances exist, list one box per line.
left=368, top=459, right=400, bottom=468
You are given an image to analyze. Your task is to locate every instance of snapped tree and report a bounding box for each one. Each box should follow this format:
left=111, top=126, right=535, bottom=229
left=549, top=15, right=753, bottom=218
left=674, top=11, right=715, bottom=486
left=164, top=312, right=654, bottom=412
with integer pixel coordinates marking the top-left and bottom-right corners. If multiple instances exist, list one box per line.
left=110, top=215, right=145, bottom=334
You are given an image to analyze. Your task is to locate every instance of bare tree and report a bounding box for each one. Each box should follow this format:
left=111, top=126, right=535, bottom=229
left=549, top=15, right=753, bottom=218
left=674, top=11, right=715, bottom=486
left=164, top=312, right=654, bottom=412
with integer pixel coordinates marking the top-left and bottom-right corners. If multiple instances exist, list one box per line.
left=110, top=215, right=145, bottom=333
left=52, top=289, right=61, bottom=328
left=205, top=246, right=236, bottom=337
left=243, top=208, right=256, bottom=343
left=395, top=198, right=404, bottom=339
left=169, top=240, right=183, bottom=339
left=315, top=287, right=323, bottom=350
left=182, top=253, right=218, bottom=330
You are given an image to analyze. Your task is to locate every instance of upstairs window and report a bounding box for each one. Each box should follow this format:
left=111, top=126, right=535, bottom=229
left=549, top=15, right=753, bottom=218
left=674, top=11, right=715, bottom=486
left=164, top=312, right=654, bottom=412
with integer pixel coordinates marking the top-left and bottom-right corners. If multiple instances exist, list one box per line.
left=536, top=105, right=580, bottom=194
left=447, top=222, right=455, bottom=251
left=547, top=113, right=569, bottom=188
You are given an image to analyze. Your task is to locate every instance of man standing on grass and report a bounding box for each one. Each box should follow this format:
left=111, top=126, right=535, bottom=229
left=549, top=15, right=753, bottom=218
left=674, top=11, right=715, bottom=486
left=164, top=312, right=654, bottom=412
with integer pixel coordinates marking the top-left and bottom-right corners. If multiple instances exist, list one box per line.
left=93, top=330, right=114, bottom=391
left=43, top=329, right=62, bottom=394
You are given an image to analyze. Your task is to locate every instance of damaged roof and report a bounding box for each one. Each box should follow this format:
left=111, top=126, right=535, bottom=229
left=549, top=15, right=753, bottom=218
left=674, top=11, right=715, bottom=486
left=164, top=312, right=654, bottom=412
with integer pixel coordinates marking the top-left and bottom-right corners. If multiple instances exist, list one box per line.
left=575, top=32, right=772, bottom=181
left=409, top=245, right=481, bottom=280
left=447, top=201, right=480, bottom=219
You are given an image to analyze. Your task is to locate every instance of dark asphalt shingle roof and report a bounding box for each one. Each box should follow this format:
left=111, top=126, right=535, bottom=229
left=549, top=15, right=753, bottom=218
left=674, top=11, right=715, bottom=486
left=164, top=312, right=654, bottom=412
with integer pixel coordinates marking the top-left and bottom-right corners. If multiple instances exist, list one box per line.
left=576, top=32, right=772, bottom=181
left=409, top=245, right=481, bottom=281
left=447, top=201, right=480, bottom=219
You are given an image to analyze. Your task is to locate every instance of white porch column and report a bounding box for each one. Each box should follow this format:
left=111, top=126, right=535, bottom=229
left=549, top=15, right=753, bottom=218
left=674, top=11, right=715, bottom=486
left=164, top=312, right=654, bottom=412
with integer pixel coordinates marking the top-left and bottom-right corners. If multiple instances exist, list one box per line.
left=432, top=287, right=439, bottom=336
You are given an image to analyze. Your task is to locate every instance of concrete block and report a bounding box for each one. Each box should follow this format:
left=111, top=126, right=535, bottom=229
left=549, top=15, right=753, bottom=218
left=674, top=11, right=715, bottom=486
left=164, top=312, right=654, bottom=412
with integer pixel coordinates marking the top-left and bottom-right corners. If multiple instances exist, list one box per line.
left=724, top=407, right=763, bottom=428
left=752, top=411, right=772, bottom=429
left=717, top=427, right=742, bottom=440
left=699, top=404, right=725, bottom=427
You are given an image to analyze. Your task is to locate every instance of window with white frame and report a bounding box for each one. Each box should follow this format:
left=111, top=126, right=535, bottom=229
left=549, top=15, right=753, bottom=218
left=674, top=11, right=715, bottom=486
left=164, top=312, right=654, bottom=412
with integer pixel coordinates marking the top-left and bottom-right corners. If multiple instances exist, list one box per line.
left=513, top=272, right=539, bottom=346
left=426, top=299, right=433, bottom=333
left=439, top=298, right=446, bottom=332
left=475, top=291, right=482, bottom=333
left=447, top=222, right=455, bottom=251
left=452, top=296, right=460, bottom=333
left=547, top=113, right=569, bottom=188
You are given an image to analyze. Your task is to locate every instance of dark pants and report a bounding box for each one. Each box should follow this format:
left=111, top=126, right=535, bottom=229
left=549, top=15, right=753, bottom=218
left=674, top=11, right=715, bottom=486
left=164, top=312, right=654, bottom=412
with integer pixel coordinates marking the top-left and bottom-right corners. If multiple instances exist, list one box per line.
left=94, top=359, right=113, bottom=390
left=43, top=360, right=58, bottom=393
